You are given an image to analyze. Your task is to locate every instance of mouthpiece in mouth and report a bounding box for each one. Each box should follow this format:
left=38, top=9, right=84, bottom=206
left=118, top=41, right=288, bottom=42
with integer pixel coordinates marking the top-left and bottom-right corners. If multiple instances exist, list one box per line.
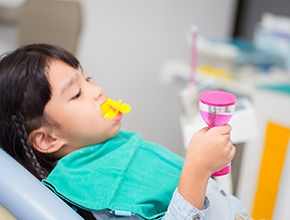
left=101, top=98, right=131, bottom=119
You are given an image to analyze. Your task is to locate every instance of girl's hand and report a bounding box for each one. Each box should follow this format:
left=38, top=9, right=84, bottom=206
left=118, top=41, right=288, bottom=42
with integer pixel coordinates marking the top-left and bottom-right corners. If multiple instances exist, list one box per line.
left=184, top=124, right=236, bottom=178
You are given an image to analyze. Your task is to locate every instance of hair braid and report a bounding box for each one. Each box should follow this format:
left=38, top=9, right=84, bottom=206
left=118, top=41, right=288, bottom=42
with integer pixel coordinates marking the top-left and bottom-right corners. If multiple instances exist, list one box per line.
left=11, top=114, right=48, bottom=179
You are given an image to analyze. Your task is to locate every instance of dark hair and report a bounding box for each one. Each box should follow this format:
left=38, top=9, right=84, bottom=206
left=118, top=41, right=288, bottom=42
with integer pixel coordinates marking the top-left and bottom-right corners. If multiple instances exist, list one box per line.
left=0, top=44, right=80, bottom=180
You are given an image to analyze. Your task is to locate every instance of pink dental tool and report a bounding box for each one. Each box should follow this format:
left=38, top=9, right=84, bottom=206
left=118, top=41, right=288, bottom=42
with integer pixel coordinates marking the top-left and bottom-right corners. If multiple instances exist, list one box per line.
left=199, top=90, right=236, bottom=176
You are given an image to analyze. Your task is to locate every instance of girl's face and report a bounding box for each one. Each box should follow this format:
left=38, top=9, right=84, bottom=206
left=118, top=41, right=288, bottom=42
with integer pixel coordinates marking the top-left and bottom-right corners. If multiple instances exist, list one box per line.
left=44, top=59, right=121, bottom=156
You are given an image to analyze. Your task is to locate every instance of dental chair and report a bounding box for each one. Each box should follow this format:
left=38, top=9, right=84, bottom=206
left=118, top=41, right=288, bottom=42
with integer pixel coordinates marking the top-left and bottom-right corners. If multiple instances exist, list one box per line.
left=0, top=148, right=84, bottom=220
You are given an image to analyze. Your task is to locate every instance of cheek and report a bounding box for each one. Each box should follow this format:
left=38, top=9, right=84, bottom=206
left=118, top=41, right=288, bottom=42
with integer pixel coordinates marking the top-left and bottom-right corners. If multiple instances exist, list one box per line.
left=67, top=111, right=103, bottom=132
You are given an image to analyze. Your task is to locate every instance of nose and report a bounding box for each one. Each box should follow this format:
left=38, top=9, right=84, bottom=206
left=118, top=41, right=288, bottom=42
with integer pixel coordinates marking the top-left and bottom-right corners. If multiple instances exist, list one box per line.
left=91, top=83, right=104, bottom=101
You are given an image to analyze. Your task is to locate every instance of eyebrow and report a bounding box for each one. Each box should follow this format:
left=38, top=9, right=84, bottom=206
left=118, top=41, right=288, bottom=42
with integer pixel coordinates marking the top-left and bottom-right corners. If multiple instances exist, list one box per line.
left=60, top=73, right=79, bottom=96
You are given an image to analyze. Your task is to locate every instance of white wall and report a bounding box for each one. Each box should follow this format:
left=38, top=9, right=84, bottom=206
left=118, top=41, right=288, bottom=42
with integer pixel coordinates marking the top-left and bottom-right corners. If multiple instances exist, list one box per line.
left=77, top=0, right=237, bottom=154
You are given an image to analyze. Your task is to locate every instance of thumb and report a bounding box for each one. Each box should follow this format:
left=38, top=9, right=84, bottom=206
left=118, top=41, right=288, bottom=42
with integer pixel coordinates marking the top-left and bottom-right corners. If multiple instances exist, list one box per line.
left=196, top=126, right=210, bottom=135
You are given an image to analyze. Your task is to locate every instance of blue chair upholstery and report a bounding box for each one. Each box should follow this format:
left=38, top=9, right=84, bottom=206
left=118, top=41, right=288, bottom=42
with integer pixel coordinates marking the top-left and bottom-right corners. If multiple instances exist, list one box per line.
left=0, top=148, right=83, bottom=220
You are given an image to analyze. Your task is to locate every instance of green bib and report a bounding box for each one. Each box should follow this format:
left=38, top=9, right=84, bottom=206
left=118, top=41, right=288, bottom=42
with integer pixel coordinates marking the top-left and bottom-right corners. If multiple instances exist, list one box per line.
left=43, top=130, right=184, bottom=219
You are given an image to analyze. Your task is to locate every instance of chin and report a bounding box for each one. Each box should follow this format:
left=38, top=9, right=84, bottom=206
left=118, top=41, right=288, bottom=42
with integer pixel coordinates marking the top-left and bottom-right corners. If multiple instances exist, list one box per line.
left=111, top=126, right=121, bottom=137
left=101, top=126, right=121, bottom=143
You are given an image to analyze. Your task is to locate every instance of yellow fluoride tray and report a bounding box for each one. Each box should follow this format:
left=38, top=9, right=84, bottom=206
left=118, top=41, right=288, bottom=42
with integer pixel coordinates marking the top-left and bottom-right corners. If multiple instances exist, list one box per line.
left=101, top=98, right=131, bottom=119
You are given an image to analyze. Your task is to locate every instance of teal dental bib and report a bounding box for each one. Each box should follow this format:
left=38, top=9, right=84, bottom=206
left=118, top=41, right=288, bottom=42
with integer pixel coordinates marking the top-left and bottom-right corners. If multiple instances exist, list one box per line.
left=43, top=130, right=184, bottom=219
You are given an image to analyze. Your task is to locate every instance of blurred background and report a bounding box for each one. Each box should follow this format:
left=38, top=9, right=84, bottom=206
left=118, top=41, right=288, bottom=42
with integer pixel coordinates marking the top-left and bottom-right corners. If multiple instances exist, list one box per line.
left=1, top=0, right=290, bottom=219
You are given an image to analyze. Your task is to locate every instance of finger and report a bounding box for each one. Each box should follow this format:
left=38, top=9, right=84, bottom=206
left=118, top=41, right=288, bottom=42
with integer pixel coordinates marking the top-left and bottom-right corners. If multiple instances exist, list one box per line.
left=229, top=145, right=236, bottom=160
left=226, top=139, right=234, bottom=149
left=213, top=124, right=232, bottom=135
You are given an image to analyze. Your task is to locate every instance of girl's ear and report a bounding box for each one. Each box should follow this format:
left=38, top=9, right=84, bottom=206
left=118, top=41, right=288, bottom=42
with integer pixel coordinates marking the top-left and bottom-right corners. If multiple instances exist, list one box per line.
left=28, top=127, right=64, bottom=154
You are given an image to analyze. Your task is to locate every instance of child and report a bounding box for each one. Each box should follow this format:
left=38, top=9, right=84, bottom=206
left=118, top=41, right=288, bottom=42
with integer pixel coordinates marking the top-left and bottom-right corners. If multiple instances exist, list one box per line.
left=0, top=44, right=248, bottom=220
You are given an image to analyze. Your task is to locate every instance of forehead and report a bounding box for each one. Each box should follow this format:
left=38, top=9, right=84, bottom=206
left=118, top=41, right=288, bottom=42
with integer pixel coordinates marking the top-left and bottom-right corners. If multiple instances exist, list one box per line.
left=46, top=59, right=80, bottom=94
left=47, top=59, right=77, bottom=76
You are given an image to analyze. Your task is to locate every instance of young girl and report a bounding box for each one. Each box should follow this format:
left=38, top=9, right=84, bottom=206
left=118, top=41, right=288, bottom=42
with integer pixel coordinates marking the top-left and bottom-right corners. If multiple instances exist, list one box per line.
left=0, top=44, right=248, bottom=220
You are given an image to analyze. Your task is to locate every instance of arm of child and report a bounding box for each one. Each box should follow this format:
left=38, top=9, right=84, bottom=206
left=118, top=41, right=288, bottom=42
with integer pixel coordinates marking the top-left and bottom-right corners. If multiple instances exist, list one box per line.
left=164, top=124, right=236, bottom=219
left=180, top=124, right=235, bottom=208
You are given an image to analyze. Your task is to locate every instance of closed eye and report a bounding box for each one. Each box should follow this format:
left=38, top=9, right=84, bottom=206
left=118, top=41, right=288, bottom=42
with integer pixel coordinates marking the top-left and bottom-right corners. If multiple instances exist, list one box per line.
left=71, top=76, right=92, bottom=100
left=72, top=89, right=82, bottom=100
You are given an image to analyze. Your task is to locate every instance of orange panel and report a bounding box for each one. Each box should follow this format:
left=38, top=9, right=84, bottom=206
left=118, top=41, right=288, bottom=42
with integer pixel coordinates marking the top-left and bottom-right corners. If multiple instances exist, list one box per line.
left=252, top=122, right=290, bottom=219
